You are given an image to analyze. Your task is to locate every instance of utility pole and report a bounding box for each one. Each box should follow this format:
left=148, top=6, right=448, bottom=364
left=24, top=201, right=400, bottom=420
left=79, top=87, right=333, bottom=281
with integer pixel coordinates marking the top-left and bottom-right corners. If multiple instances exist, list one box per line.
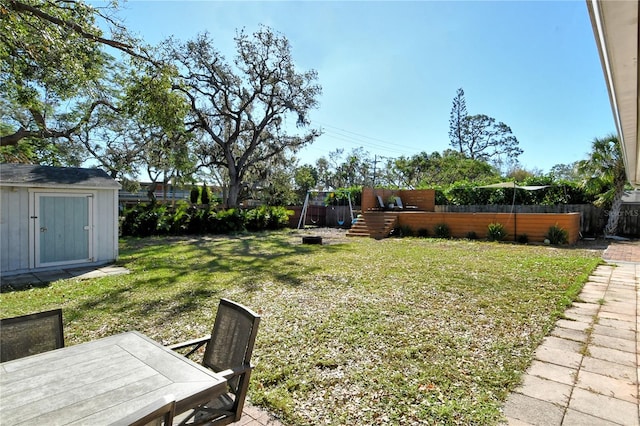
left=372, top=155, right=379, bottom=187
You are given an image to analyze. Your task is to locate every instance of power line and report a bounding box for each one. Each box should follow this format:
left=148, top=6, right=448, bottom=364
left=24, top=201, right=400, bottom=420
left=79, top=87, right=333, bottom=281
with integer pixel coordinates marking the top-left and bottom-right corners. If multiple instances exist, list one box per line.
left=311, top=120, right=421, bottom=156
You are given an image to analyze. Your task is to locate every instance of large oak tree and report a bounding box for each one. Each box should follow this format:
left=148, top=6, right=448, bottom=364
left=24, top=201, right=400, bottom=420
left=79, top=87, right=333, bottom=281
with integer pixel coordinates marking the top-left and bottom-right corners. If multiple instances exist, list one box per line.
left=165, top=27, right=322, bottom=207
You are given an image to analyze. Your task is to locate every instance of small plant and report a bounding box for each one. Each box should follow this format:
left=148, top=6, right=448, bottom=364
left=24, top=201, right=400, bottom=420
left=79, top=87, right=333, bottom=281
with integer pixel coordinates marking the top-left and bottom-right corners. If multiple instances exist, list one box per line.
left=487, top=223, right=507, bottom=241
left=517, top=234, right=529, bottom=244
left=433, top=223, right=451, bottom=239
left=465, top=231, right=478, bottom=240
left=417, top=228, right=429, bottom=238
left=390, top=225, right=414, bottom=238
left=399, top=225, right=414, bottom=237
left=546, top=224, right=568, bottom=245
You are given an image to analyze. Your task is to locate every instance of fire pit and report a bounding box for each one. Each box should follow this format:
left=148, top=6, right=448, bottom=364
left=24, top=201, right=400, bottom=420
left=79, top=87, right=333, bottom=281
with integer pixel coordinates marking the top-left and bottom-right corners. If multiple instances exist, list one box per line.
left=302, top=236, right=323, bottom=245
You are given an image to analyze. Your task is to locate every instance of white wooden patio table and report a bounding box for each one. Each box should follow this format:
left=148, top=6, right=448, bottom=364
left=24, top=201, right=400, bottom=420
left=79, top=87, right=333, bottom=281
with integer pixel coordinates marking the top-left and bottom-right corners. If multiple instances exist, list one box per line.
left=0, top=330, right=226, bottom=425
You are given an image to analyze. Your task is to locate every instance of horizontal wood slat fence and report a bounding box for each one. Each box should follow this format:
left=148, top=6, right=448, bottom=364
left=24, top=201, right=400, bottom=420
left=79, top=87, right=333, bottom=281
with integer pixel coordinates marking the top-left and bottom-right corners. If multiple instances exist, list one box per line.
left=291, top=187, right=640, bottom=238
left=396, top=211, right=581, bottom=243
left=436, top=204, right=640, bottom=238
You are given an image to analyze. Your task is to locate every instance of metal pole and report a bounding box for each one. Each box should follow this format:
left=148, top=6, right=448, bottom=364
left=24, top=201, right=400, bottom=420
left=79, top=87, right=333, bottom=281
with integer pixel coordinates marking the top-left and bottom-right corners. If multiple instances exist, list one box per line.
left=298, top=191, right=310, bottom=229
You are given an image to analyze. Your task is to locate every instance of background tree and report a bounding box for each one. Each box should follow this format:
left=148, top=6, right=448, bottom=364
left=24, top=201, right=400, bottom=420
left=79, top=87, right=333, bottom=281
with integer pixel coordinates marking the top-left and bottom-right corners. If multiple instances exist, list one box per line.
left=314, top=157, right=332, bottom=190
left=165, top=27, right=322, bottom=207
left=190, top=186, right=199, bottom=204
left=258, top=165, right=298, bottom=206
left=506, top=166, right=542, bottom=182
left=294, top=164, right=318, bottom=202
left=241, top=151, right=296, bottom=205
left=448, top=89, right=523, bottom=170
left=119, top=60, right=195, bottom=198
left=448, top=88, right=467, bottom=153
left=577, top=134, right=627, bottom=236
left=332, top=147, right=373, bottom=188
left=392, top=150, right=498, bottom=188
left=201, top=182, right=210, bottom=205
left=548, top=162, right=580, bottom=182
left=461, top=114, right=522, bottom=165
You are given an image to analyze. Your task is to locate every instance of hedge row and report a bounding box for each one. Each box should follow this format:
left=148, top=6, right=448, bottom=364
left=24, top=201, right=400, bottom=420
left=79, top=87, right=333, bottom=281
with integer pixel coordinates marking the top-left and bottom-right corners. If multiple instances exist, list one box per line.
left=121, top=202, right=292, bottom=237
left=433, top=180, right=595, bottom=206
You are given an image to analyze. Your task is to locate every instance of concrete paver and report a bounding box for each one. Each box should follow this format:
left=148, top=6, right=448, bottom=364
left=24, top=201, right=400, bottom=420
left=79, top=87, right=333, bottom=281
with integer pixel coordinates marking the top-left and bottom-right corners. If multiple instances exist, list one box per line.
left=505, top=240, right=640, bottom=426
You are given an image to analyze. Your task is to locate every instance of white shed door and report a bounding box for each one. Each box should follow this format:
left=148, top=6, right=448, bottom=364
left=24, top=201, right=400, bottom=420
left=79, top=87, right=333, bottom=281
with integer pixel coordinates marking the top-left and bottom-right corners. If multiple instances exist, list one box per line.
left=34, top=193, right=93, bottom=267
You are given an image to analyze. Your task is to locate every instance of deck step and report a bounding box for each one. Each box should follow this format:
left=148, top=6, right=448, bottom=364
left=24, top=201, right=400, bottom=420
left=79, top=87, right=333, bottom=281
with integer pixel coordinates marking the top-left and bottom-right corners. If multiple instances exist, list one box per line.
left=346, top=212, right=398, bottom=239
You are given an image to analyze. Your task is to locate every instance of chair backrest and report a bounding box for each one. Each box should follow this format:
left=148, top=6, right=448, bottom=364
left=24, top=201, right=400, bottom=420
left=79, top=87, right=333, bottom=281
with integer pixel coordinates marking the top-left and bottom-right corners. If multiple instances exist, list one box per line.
left=202, top=298, right=260, bottom=393
left=395, top=196, right=404, bottom=209
left=0, top=309, right=64, bottom=362
left=113, top=395, right=176, bottom=426
left=376, top=195, right=385, bottom=208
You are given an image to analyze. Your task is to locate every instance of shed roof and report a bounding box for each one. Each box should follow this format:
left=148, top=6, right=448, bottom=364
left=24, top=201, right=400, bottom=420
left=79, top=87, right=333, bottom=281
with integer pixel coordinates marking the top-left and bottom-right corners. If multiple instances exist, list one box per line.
left=622, top=189, right=640, bottom=204
left=0, top=164, right=121, bottom=189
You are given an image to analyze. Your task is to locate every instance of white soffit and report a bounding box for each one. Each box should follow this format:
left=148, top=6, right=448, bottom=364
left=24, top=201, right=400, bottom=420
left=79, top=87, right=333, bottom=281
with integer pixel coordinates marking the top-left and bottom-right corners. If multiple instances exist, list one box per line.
left=587, top=0, right=639, bottom=186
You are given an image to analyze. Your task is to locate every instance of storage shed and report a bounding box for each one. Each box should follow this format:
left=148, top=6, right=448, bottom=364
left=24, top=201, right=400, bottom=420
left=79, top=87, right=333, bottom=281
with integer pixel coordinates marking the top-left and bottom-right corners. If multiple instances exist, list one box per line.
left=0, top=164, right=121, bottom=275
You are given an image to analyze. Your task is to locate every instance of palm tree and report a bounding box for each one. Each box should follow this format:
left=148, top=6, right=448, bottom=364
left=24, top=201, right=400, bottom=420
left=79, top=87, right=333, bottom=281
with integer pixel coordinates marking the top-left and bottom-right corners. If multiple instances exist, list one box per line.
left=577, top=134, right=628, bottom=236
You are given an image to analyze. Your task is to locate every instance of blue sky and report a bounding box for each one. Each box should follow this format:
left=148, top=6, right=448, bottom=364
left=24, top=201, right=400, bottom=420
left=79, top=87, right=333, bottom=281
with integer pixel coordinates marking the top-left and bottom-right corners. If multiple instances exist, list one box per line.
left=113, top=0, right=614, bottom=173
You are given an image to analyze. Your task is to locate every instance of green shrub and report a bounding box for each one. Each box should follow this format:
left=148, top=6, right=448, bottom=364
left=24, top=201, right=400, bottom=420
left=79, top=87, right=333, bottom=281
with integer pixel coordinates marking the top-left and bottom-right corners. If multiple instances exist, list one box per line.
left=466, top=231, right=478, bottom=240
left=389, top=225, right=414, bottom=238
left=487, top=223, right=507, bottom=241
left=245, top=206, right=292, bottom=231
left=433, top=223, right=451, bottom=239
left=187, top=206, right=210, bottom=234
left=546, top=224, right=568, bottom=245
left=417, top=228, right=429, bottom=238
left=169, top=201, right=192, bottom=234
left=190, top=187, right=199, bottom=204
left=211, top=208, right=245, bottom=233
left=399, top=225, right=414, bottom=237
left=517, top=234, right=529, bottom=244
left=121, top=203, right=170, bottom=237
left=201, top=183, right=210, bottom=205
left=121, top=203, right=293, bottom=237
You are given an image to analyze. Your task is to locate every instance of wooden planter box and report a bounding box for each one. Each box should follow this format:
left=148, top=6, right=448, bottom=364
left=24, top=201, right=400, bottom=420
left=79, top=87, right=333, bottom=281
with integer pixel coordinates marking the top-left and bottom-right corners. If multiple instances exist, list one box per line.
left=396, top=211, right=581, bottom=243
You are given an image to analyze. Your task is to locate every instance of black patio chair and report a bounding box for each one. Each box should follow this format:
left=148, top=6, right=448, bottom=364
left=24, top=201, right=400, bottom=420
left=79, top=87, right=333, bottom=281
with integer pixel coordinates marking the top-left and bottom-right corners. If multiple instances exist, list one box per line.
left=0, top=308, right=64, bottom=362
left=168, top=298, right=261, bottom=426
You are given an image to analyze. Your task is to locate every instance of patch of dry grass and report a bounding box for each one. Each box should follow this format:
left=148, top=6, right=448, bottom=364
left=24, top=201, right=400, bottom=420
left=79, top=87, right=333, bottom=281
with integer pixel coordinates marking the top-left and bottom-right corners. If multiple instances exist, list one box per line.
left=0, top=230, right=602, bottom=425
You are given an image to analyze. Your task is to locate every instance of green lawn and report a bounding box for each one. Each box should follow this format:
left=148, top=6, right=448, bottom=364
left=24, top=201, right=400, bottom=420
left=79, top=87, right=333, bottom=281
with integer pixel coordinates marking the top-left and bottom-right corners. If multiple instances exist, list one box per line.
left=0, top=231, right=602, bottom=425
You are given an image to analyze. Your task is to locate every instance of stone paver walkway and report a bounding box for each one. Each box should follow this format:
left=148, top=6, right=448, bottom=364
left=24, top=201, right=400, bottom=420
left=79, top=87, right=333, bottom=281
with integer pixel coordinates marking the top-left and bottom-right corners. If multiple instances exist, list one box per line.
left=503, top=240, right=639, bottom=425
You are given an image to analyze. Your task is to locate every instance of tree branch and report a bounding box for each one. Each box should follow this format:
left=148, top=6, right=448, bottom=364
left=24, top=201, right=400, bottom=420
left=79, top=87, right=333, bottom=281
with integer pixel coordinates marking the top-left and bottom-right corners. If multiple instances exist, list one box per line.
left=7, top=0, right=153, bottom=63
left=1, top=100, right=120, bottom=146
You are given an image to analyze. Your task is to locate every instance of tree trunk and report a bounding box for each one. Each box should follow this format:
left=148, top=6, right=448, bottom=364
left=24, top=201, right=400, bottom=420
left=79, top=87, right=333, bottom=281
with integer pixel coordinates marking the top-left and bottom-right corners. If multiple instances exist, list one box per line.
left=604, top=184, right=625, bottom=236
left=227, top=177, right=241, bottom=208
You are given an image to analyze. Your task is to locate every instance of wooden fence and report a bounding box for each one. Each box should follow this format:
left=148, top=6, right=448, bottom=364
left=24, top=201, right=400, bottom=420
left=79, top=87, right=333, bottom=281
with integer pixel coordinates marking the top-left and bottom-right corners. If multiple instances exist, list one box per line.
left=290, top=203, right=640, bottom=237
left=436, top=204, right=640, bottom=238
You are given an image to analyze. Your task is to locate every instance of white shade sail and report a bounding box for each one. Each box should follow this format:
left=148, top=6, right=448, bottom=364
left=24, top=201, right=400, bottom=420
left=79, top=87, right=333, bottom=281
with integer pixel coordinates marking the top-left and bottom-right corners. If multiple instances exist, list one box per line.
left=477, top=182, right=549, bottom=191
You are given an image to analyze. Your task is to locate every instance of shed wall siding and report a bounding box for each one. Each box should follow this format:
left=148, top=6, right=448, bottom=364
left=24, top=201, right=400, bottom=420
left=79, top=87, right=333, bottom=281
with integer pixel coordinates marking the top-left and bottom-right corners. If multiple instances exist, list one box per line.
left=93, top=190, right=118, bottom=263
left=1, top=187, right=118, bottom=274
left=1, top=187, right=30, bottom=272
